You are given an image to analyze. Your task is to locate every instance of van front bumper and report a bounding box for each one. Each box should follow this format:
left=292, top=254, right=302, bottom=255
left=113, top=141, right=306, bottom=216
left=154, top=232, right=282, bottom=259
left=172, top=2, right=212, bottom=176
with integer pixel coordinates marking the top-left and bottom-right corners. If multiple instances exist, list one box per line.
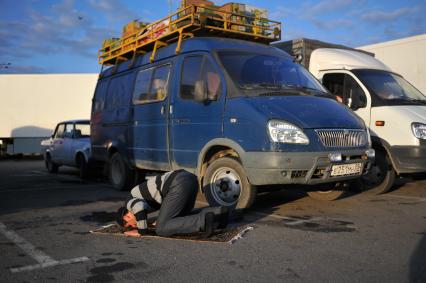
left=389, top=145, right=426, bottom=174
left=243, top=149, right=372, bottom=186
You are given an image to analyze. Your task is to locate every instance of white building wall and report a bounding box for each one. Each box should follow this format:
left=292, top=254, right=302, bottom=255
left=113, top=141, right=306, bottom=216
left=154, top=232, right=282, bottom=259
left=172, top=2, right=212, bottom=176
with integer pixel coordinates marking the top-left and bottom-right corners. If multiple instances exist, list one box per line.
left=358, top=34, right=426, bottom=95
left=0, top=74, right=98, bottom=138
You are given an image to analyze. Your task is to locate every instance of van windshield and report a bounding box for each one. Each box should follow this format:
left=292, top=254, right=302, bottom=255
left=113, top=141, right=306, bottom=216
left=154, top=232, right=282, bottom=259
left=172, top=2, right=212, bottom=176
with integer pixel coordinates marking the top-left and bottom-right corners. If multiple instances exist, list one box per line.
left=353, top=69, right=426, bottom=106
left=218, top=52, right=327, bottom=97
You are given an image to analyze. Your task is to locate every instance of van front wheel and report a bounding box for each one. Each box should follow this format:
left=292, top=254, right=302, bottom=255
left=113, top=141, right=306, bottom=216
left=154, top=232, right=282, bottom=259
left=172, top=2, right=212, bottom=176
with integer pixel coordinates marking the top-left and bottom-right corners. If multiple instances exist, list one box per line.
left=203, top=157, right=256, bottom=209
left=109, top=152, right=134, bottom=191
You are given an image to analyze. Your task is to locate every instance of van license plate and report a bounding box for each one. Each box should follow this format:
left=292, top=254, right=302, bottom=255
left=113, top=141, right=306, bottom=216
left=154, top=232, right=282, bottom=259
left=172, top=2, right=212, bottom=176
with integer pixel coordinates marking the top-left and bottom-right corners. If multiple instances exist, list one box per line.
left=331, top=163, right=363, bottom=177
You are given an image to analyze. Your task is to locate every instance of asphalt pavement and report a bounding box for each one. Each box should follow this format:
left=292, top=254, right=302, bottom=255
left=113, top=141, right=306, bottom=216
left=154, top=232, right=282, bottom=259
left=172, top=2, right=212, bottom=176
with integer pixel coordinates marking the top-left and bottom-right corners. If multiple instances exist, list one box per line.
left=0, top=159, right=425, bottom=282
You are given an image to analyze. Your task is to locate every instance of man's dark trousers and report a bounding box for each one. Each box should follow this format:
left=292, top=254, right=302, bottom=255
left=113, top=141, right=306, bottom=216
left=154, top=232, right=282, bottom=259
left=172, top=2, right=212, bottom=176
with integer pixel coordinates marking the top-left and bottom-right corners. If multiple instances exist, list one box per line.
left=155, top=171, right=210, bottom=237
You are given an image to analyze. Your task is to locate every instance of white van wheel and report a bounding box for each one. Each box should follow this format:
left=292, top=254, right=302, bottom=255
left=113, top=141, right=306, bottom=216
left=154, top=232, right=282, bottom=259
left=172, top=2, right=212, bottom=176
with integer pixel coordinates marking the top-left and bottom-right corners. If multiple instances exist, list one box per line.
left=307, top=188, right=346, bottom=201
left=203, top=157, right=256, bottom=209
left=361, top=149, right=395, bottom=194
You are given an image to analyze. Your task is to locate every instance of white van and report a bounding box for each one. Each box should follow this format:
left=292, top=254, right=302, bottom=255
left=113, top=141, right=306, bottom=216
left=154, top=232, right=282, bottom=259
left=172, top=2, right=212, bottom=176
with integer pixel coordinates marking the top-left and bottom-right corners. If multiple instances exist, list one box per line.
left=308, top=48, right=426, bottom=193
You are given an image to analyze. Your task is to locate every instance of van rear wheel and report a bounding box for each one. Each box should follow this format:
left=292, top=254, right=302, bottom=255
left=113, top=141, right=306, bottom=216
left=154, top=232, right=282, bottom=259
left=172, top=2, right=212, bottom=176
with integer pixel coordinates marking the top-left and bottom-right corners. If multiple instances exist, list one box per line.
left=109, top=152, right=135, bottom=191
left=203, top=157, right=256, bottom=209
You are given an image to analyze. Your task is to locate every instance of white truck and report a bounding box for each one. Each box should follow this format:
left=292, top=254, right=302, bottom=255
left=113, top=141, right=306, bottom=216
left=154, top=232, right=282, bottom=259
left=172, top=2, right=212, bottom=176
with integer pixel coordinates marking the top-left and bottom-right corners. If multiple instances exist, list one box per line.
left=0, top=74, right=97, bottom=156
left=275, top=38, right=426, bottom=193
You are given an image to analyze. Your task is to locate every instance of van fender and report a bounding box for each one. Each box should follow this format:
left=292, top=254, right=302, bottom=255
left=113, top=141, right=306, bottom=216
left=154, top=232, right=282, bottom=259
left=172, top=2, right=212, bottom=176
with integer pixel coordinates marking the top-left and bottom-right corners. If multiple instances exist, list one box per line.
left=196, top=138, right=247, bottom=177
left=106, top=141, right=134, bottom=167
left=371, top=136, right=399, bottom=174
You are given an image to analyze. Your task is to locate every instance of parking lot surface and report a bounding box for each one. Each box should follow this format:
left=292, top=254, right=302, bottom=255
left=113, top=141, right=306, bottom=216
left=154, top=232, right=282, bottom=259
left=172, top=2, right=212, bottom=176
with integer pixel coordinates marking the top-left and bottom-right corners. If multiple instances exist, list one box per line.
left=0, top=160, right=425, bottom=282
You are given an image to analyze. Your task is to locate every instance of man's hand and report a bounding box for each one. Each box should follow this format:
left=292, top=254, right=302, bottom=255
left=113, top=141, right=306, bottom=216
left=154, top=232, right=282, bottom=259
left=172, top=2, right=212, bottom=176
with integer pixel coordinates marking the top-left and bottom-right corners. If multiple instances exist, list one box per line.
left=123, top=212, right=137, bottom=229
left=124, top=229, right=142, bottom=237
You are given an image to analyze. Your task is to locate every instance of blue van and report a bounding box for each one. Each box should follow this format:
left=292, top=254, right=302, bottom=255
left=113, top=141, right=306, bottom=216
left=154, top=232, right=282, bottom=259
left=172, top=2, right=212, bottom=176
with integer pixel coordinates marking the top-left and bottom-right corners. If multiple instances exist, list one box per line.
left=91, top=37, right=374, bottom=208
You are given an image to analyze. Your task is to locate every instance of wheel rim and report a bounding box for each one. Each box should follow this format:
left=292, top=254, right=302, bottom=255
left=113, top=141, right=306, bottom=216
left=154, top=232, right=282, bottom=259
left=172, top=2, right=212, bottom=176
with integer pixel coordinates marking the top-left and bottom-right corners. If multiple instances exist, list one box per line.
left=210, top=167, right=241, bottom=206
left=111, top=158, right=123, bottom=185
left=311, top=183, right=342, bottom=194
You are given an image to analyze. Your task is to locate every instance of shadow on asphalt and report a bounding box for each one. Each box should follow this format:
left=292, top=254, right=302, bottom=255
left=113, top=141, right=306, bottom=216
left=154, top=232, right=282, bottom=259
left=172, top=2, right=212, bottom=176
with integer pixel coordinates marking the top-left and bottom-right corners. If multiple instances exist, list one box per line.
left=410, top=233, right=426, bottom=283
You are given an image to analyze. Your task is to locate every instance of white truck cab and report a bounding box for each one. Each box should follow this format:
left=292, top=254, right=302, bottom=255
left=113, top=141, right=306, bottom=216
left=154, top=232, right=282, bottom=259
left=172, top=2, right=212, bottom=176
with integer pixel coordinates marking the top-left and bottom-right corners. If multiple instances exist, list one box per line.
left=309, top=48, right=426, bottom=193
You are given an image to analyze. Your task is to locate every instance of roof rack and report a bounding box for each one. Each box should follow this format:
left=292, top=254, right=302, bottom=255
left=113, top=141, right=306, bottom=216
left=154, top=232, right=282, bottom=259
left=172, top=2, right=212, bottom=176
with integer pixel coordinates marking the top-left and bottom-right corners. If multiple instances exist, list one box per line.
left=98, top=3, right=281, bottom=66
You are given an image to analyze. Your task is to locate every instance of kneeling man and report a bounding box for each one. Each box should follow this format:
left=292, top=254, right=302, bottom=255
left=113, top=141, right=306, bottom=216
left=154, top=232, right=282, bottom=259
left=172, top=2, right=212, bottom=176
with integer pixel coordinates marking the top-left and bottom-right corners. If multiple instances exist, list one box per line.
left=117, top=170, right=228, bottom=237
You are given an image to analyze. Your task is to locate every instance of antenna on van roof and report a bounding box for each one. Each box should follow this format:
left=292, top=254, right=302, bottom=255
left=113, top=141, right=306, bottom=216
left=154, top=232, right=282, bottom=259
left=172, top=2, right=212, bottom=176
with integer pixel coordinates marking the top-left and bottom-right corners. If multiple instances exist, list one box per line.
left=98, top=1, right=282, bottom=66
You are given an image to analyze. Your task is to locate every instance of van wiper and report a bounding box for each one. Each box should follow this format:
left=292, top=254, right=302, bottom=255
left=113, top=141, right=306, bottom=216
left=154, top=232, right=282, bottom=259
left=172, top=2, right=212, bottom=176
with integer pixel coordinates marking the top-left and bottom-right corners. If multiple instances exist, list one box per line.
left=258, top=91, right=303, bottom=97
left=286, top=85, right=324, bottom=93
left=239, top=83, right=288, bottom=90
left=408, top=99, right=426, bottom=105
left=387, top=98, right=426, bottom=105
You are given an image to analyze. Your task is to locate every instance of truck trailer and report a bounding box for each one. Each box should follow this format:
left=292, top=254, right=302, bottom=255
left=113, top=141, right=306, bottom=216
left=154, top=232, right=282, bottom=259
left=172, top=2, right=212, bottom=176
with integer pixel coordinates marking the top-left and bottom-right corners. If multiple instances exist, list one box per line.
left=0, top=74, right=97, bottom=156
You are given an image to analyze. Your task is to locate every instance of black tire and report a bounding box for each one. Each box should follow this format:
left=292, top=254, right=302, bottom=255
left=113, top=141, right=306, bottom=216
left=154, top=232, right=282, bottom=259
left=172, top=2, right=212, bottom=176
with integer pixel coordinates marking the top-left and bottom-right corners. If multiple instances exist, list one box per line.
left=307, top=183, right=348, bottom=201
left=45, top=154, right=59, bottom=174
left=202, top=157, right=256, bottom=209
left=109, top=152, right=135, bottom=191
left=361, top=149, right=395, bottom=194
left=77, top=154, right=89, bottom=180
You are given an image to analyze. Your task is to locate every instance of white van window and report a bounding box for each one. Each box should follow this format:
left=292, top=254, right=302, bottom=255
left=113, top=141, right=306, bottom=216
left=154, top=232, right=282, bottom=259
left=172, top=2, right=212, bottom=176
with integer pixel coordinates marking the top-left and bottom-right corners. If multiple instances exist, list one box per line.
left=323, top=73, right=367, bottom=110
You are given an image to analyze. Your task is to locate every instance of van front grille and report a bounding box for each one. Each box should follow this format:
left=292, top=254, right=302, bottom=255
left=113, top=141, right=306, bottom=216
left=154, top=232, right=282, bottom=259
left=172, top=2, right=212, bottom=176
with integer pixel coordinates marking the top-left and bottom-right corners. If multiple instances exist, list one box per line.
left=315, top=129, right=367, bottom=148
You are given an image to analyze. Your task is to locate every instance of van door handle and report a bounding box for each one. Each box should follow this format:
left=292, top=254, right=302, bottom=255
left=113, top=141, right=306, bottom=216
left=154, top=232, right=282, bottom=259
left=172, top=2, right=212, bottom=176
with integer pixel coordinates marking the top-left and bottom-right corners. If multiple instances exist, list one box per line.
left=161, top=106, right=165, bottom=115
left=175, top=119, right=190, bottom=124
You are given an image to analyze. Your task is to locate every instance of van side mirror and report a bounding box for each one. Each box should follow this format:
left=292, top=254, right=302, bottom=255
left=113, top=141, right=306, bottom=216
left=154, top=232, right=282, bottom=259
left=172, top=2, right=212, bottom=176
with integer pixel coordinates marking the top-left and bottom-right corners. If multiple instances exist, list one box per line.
left=194, top=80, right=208, bottom=102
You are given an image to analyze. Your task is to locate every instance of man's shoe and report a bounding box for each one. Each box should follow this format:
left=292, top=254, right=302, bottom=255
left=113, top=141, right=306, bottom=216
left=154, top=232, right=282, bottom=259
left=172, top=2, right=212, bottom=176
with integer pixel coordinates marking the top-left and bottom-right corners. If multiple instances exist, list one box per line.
left=215, top=206, right=230, bottom=230
left=202, top=212, right=215, bottom=238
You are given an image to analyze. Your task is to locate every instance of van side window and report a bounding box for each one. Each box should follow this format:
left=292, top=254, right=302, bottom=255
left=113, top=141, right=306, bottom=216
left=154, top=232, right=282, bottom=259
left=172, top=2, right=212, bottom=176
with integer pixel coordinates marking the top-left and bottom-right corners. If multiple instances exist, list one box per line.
left=106, top=74, right=133, bottom=110
left=93, top=80, right=109, bottom=112
left=181, top=56, right=203, bottom=100
left=54, top=124, right=65, bottom=138
left=133, top=64, right=171, bottom=104
left=150, top=65, right=170, bottom=102
left=180, top=56, right=221, bottom=100
left=323, top=73, right=367, bottom=110
left=133, top=69, right=153, bottom=104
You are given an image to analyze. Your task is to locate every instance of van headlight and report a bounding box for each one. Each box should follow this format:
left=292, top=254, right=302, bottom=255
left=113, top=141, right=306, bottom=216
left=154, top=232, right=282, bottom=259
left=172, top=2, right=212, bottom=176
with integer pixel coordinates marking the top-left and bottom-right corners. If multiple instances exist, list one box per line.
left=268, top=120, right=309, bottom=144
left=412, top=122, right=426, bottom=139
